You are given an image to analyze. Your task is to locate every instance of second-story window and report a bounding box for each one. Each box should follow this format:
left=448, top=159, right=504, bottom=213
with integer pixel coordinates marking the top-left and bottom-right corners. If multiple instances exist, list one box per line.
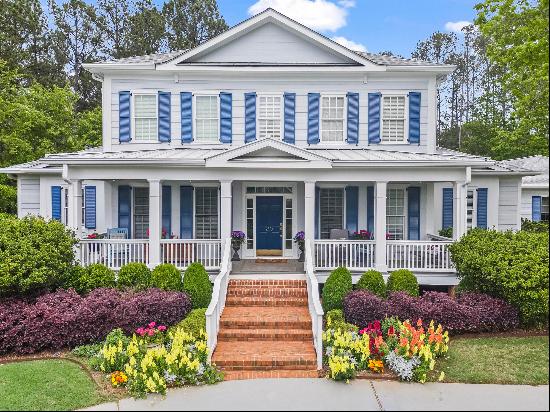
left=258, top=95, right=282, bottom=139
left=195, top=95, right=219, bottom=142
left=134, top=94, right=158, bottom=140
left=321, top=95, right=345, bottom=142
left=381, top=95, right=406, bottom=142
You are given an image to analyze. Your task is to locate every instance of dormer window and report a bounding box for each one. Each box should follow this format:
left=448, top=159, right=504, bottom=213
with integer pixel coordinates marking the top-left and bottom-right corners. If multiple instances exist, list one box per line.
left=320, top=95, right=345, bottom=142
left=381, top=95, right=407, bottom=143
left=258, top=95, right=282, bottom=140
left=134, top=94, right=158, bottom=140
left=195, top=95, right=219, bottom=142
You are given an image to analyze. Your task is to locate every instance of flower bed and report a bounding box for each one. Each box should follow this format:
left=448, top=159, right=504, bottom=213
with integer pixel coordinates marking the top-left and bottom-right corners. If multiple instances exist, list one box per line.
left=323, top=316, right=449, bottom=383
left=343, top=290, right=520, bottom=334
left=90, top=326, right=222, bottom=398
left=0, top=288, right=192, bottom=355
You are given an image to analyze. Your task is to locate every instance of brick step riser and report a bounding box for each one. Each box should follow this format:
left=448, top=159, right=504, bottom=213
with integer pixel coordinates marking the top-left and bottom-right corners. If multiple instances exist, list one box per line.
left=219, top=321, right=312, bottom=330
left=228, top=281, right=306, bottom=288
left=223, top=370, right=320, bottom=380
left=225, top=298, right=308, bottom=307
left=227, top=289, right=308, bottom=298
left=215, top=363, right=317, bottom=371
left=218, top=333, right=313, bottom=342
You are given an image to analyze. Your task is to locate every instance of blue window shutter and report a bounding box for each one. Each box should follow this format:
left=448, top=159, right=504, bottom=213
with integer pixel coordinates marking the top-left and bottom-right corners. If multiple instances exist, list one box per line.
left=283, top=92, right=296, bottom=144
left=220, top=92, right=232, bottom=143
left=367, top=186, right=374, bottom=235
left=314, top=186, right=320, bottom=239
left=119, top=91, right=131, bottom=142
left=476, top=188, right=488, bottom=229
left=408, top=91, right=421, bottom=144
left=368, top=92, right=381, bottom=144
left=84, top=186, right=96, bottom=229
left=180, top=186, right=194, bottom=238
left=51, top=186, right=62, bottom=221
left=158, top=91, right=171, bottom=142
left=162, top=185, right=172, bottom=237
left=118, top=185, right=132, bottom=238
left=532, top=196, right=542, bottom=222
left=180, top=92, right=193, bottom=143
left=244, top=92, right=256, bottom=143
left=442, top=188, right=453, bottom=229
left=345, top=186, right=359, bottom=233
left=346, top=92, right=359, bottom=145
left=408, top=187, right=421, bottom=240
left=307, top=93, right=320, bottom=145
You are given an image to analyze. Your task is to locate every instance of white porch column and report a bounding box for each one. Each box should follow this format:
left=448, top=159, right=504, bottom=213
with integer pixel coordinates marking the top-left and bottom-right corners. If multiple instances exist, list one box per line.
left=304, top=181, right=316, bottom=241
left=68, top=179, right=82, bottom=237
left=453, top=181, right=467, bottom=240
left=375, top=181, right=388, bottom=273
left=220, top=180, right=232, bottom=240
left=148, top=179, right=162, bottom=267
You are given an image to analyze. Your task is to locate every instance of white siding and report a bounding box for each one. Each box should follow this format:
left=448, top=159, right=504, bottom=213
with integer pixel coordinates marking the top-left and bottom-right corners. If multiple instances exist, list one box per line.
left=521, top=188, right=549, bottom=220
left=109, top=73, right=431, bottom=152
left=17, top=176, right=40, bottom=218
left=498, top=177, right=522, bottom=231
left=192, top=23, right=354, bottom=64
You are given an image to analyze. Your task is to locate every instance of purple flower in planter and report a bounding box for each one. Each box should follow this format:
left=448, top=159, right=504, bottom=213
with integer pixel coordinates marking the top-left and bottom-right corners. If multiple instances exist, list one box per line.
left=231, top=231, right=246, bottom=240
left=293, top=231, right=305, bottom=242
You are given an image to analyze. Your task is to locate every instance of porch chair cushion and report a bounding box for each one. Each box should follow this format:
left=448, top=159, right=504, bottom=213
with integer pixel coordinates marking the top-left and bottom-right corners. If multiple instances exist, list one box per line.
left=329, top=229, right=349, bottom=240
left=107, top=228, right=129, bottom=239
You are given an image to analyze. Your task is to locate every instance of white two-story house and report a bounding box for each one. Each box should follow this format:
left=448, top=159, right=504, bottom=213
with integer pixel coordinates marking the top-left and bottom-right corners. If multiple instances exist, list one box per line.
left=1, top=9, right=531, bottom=286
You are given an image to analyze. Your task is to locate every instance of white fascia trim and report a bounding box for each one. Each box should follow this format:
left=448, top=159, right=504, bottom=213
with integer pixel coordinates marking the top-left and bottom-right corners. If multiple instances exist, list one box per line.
left=471, top=170, right=535, bottom=176
left=0, top=168, right=63, bottom=175
left=46, top=159, right=206, bottom=166
left=386, top=65, right=456, bottom=74
left=332, top=160, right=489, bottom=168
left=82, top=63, right=155, bottom=73
left=522, top=183, right=549, bottom=189
left=157, top=9, right=377, bottom=70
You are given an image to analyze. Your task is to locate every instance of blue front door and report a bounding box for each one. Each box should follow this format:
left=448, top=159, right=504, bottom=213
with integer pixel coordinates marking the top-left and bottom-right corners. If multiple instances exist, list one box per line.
left=256, top=196, right=283, bottom=253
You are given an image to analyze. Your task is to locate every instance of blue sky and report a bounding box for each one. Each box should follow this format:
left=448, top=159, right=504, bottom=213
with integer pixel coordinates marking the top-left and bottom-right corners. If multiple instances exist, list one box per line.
left=215, top=0, right=479, bottom=57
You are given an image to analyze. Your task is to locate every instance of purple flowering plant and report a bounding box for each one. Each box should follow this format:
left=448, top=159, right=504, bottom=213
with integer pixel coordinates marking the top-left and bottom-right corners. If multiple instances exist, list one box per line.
left=293, top=231, right=305, bottom=242
left=231, top=230, right=246, bottom=244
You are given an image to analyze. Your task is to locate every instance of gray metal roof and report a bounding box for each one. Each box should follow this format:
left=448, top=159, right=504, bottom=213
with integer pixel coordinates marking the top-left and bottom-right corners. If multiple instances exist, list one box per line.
left=93, top=50, right=187, bottom=65
left=499, top=156, right=549, bottom=187
left=355, top=52, right=443, bottom=67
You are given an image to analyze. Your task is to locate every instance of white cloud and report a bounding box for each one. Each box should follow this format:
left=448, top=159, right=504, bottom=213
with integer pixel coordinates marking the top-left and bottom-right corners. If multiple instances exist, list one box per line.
left=248, top=0, right=354, bottom=32
left=444, top=20, right=472, bottom=33
left=331, top=36, right=367, bottom=52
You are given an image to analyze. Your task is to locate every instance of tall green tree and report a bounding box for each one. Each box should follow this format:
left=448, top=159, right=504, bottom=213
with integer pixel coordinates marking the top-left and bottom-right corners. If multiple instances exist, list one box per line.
left=475, top=0, right=549, bottom=158
left=162, top=0, right=228, bottom=50
left=97, top=0, right=133, bottom=59
left=125, top=0, right=166, bottom=56
left=49, top=0, right=102, bottom=111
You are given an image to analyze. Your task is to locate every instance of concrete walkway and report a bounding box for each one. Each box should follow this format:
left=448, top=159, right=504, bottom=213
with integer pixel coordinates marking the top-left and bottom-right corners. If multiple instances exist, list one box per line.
left=83, top=379, right=549, bottom=411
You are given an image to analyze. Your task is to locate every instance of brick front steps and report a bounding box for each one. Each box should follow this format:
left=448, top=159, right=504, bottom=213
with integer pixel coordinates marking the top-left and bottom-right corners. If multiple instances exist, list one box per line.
left=212, top=279, right=318, bottom=380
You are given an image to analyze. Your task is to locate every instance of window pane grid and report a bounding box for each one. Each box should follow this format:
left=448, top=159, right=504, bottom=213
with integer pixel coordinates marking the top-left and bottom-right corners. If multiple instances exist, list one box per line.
left=320, top=188, right=344, bottom=239
left=386, top=188, right=405, bottom=240
left=382, top=96, right=406, bottom=142
left=321, top=96, right=344, bottom=142
left=258, top=96, right=281, bottom=139
left=134, top=95, right=157, bottom=140
left=542, top=196, right=549, bottom=222
left=134, top=188, right=149, bottom=239
left=195, top=187, right=218, bottom=239
left=196, top=96, right=219, bottom=142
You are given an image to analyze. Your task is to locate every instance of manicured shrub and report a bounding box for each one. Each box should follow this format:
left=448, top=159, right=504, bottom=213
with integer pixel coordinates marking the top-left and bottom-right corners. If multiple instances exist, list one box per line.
left=322, top=267, right=353, bottom=312
left=356, top=270, right=386, bottom=297
left=80, top=264, right=116, bottom=294
left=0, top=215, right=77, bottom=296
left=449, top=228, right=549, bottom=326
left=63, top=265, right=88, bottom=293
left=151, top=264, right=183, bottom=291
left=171, top=308, right=206, bottom=337
left=521, top=218, right=549, bottom=233
left=117, top=262, right=151, bottom=290
left=182, top=263, right=212, bottom=308
left=387, top=269, right=419, bottom=297
left=0, top=288, right=192, bottom=355
left=325, top=309, right=358, bottom=333
left=343, top=289, right=519, bottom=333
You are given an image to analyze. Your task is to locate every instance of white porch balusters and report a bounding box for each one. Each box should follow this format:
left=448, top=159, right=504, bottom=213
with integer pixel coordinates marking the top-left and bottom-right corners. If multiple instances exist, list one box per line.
left=375, top=181, right=388, bottom=273
left=220, top=181, right=233, bottom=239
left=453, top=181, right=467, bottom=240
left=68, top=179, right=82, bottom=236
left=148, top=179, right=162, bottom=268
left=304, top=181, right=316, bottom=242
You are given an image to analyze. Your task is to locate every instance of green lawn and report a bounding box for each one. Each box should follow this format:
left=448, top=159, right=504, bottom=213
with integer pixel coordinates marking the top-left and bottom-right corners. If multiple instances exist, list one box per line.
left=434, top=336, right=549, bottom=385
left=0, top=359, right=106, bottom=411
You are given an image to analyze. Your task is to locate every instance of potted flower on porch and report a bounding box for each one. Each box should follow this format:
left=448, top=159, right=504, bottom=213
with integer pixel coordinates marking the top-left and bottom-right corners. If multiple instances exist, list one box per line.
left=231, top=231, right=246, bottom=261
left=293, top=231, right=305, bottom=262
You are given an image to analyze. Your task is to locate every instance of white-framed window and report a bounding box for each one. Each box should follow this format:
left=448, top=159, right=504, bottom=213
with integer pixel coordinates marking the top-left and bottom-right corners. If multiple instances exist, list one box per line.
left=466, top=189, right=476, bottom=230
left=63, top=188, right=69, bottom=226
left=133, top=94, right=158, bottom=140
left=319, top=188, right=344, bottom=239
left=195, top=187, right=219, bottom=239
left=320, top=95, right=345, bottom=142
left=386, top=188, right=406, bottom=240
left=133, top=187, right=149, bottom=239
left=542, top=196, right=549, bottom=222
left=81, top=188, right=86, bottom=226
left=381, top=95, right=407, bottom=143
left=195, top=95, right=219, bottom=142
left=258, top=95, right=282, bottom=140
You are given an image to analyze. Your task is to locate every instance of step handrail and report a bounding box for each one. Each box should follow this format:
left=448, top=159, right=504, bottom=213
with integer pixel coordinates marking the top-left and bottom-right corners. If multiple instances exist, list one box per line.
left=305, top=238, right=324, bottom=369
left=205, top=237, right=232, bottom=362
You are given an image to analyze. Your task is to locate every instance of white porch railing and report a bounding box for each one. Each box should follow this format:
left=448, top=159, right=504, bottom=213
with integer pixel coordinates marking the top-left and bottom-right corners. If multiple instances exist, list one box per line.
left=387, top=241, right=454, bottom=271
left=205, top=238, right=232, bottom=362
left=313, top=240, right=376, bottom=271
left=160, top=239, right=222, bottom=270
left=78, top=239, right=150, bottom=269
left=305, top=239, right=324, bottom=370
